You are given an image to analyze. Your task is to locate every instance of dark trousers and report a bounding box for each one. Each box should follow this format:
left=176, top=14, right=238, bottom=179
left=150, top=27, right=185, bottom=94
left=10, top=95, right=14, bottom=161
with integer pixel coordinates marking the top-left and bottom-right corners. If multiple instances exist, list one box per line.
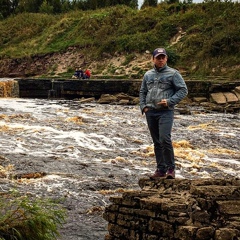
left=145, top=109, right=175, bottom=172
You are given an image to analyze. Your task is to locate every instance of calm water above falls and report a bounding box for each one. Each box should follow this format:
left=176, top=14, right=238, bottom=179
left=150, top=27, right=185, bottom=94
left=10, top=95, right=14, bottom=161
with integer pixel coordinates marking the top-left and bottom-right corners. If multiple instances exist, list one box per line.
left=0, top=98, right=239, bottom=239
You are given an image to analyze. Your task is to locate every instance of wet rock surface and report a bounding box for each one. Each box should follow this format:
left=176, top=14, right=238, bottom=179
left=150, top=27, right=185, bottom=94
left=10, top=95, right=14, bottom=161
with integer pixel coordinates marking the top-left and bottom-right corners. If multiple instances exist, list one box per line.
left=0, top=98, right=239, bottom=240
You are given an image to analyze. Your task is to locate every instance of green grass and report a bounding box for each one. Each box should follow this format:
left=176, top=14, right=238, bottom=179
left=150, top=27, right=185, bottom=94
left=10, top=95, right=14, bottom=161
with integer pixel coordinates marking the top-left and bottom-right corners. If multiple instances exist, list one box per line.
left=0, top=190, right=66, bottom=240
left=0, top=2, right=240, bottom=79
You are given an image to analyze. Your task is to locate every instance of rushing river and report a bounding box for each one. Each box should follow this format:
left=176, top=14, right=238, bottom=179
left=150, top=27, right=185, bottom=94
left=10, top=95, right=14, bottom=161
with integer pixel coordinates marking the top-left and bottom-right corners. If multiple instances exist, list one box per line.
left=0, top=98, right=239, bottom=240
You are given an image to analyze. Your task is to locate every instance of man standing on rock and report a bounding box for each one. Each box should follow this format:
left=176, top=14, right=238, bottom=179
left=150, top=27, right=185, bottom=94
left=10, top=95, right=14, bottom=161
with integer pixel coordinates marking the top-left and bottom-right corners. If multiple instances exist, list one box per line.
left=139, top=48, right=188, bottom=179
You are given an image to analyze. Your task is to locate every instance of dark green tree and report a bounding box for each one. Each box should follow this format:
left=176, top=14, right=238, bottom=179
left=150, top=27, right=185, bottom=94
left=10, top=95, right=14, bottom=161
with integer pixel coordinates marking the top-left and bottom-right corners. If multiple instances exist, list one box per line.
left=39, top=0, right=54, bottom=13
left=0, top=0, right=18, bottom=18
left=0, top=0, right=11, bottom=18
left=141, top=0, right=157, bottom=8
left=130, top=0, right=138, bottom=8
left=166, top=0, right=179, bottom=4
left=16, top=0, right=43, bottom=13
left=50, top=0, right=62, bottom=13
left=61, top=0, right=72, bottom=12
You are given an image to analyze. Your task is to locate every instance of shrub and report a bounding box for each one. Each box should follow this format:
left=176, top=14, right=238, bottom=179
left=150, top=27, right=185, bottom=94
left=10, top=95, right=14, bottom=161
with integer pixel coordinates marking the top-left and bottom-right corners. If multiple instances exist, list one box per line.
left=0, top=190, right=66, bottom=240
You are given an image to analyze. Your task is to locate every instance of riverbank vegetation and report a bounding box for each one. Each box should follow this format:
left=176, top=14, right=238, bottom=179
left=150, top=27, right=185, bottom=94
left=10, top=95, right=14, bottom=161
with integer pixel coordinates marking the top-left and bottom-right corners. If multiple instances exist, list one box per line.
left=0, top=190, right=66, bottom=240
left=0, top=1, right=240, bottom=79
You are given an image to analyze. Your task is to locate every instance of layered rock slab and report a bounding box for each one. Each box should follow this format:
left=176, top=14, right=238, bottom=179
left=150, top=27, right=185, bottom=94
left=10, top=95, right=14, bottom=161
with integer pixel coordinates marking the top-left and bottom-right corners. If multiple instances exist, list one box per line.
left=103, top=178, right=240, bottom=240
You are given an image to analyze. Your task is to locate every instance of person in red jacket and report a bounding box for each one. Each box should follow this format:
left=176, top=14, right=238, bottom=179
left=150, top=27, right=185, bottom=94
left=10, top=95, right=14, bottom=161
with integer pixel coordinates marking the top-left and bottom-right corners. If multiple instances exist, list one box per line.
left=83, top=69, right=91, bottom=79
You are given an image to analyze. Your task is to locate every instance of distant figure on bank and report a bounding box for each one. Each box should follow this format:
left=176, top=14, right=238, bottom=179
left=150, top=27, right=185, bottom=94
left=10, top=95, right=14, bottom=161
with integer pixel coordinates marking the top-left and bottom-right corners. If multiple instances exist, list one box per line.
left=83, top=69, right=91, bottom=79
left=139, top=48, right=188, bottom=180
left=72, top=68, right=84, bottom=79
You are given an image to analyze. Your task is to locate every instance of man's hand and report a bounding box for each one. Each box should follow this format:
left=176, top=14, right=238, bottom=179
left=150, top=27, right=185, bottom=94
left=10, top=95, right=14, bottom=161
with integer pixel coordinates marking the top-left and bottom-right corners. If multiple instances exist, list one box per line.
left=143, top=107, right=149, bottom=113
left=157, top=99, right=168, bottom=107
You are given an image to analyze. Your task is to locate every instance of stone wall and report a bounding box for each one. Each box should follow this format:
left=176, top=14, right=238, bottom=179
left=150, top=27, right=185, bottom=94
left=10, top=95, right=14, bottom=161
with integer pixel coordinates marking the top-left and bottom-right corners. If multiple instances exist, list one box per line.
left=103, top=178, right=240, bottom=240
left=1, top=78, right=239, bottom=112
left=15, top=78, right=240, bottom=100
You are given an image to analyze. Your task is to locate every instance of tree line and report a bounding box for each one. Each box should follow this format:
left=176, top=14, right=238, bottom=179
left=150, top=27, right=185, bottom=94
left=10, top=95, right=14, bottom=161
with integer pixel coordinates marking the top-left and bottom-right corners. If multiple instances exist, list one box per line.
left=0, top=0, right=190, bottom=19
left=0, top=0, right=139, bottom=18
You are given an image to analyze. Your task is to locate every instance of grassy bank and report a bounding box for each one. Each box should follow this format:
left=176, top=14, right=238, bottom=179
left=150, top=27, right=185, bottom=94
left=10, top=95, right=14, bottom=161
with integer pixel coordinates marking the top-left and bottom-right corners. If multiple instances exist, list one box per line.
left=0, top=2, right=240, bottom=79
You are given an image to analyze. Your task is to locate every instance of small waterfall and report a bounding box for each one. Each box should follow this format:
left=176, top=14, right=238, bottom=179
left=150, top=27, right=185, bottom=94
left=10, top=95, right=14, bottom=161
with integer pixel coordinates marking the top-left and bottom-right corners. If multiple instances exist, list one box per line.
left=0, top=78, right=19, bottom=97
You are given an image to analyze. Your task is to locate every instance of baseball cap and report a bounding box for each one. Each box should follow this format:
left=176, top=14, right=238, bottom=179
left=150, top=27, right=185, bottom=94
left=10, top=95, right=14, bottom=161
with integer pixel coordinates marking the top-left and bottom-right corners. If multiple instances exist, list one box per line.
left=153, top=48, right=167, bottom=58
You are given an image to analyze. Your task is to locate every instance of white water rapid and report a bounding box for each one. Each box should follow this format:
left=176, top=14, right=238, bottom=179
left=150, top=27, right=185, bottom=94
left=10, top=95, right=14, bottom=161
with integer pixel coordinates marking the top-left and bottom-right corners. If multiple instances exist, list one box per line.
left=0, top=98, right=239, bottom=239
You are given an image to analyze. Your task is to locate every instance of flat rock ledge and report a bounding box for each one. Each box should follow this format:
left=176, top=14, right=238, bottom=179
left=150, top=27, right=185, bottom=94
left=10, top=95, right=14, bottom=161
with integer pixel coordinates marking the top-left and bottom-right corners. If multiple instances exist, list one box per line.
left=103, top=178, right=240, bottom=240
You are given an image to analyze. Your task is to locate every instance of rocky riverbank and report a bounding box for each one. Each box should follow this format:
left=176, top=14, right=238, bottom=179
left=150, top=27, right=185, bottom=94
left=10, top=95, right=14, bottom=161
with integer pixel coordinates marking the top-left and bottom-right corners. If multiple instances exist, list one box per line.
left=104, top=178, right=240, bottom=240
left=0, top=98, right=239, bottom=239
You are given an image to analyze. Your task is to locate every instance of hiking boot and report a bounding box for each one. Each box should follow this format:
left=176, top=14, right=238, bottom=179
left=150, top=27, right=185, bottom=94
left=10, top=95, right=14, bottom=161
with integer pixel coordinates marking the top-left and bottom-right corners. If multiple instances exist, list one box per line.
left=150, top=170, right=166, bottom=179
left=166, top=169, right=175, bottom=179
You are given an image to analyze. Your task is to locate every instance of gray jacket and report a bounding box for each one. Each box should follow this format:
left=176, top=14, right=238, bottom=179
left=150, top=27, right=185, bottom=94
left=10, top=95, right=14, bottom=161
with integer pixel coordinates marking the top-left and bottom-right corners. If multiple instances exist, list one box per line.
left=139, top=64, right=188, bottom=113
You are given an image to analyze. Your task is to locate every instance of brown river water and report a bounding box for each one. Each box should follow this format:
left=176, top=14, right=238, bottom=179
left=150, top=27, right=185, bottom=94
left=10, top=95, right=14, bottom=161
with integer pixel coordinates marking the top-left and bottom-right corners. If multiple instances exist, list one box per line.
left=0, top=98, right=239, bottom=240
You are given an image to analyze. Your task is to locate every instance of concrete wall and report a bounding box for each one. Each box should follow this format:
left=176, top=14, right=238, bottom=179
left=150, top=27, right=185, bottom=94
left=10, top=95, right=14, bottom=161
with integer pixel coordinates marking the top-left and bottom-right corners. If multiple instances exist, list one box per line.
left=17, top=79, right=142, bottom=99
left=16, top=78, right=240, bottom=99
